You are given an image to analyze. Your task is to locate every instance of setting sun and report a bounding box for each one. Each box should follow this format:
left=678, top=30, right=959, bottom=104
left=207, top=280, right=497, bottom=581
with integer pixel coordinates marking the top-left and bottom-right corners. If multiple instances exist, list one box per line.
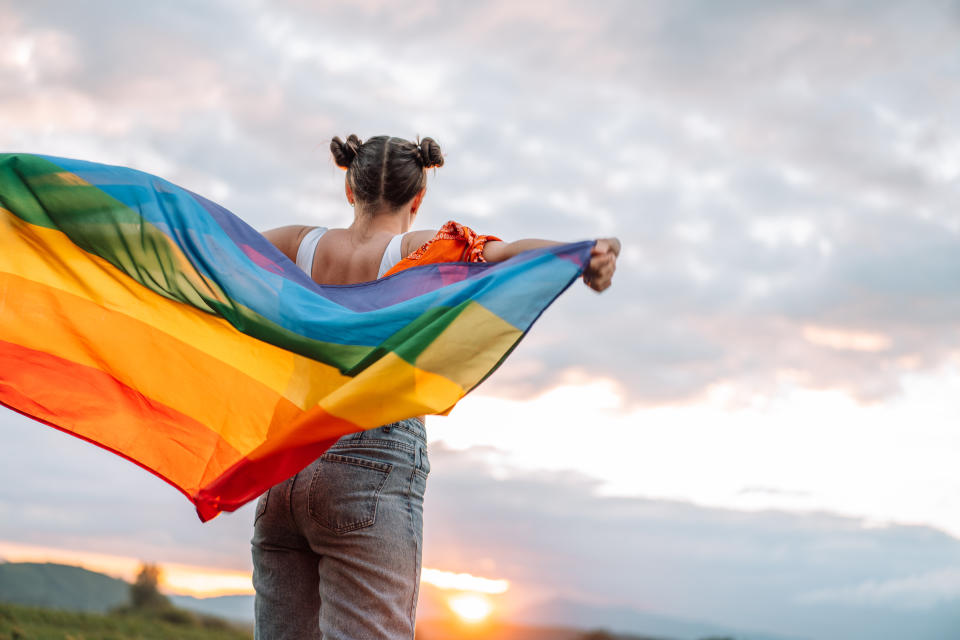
left=448, top=593, right=493, bottom=623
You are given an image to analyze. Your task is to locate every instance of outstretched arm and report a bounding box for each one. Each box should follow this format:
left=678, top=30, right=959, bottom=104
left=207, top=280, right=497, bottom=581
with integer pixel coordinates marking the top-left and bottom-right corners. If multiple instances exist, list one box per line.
left=402, top=230, right=620, bottom=292
left=484, top=237, right=620, bottom=292
left=481, top=238, right=562, bottom=262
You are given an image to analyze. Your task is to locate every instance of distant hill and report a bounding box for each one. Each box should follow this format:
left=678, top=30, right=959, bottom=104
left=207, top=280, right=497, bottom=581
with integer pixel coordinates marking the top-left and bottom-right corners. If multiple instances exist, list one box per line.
left=171, top=593, right=254, bottom=622
left=0, top=561, right=129, bottom=612
left=0, top=561, right=258, bottom=623
left=517, top=598, right=803, bottom=640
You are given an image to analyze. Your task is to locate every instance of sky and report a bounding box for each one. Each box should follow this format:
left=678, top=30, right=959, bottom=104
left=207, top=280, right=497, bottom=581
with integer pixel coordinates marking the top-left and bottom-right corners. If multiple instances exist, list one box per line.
left=1, top=1, right=960, bottom=639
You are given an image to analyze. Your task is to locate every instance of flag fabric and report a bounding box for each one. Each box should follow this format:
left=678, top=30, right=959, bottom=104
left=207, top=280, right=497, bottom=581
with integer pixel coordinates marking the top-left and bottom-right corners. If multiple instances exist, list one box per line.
left=0, top=153, right=592, bottom=521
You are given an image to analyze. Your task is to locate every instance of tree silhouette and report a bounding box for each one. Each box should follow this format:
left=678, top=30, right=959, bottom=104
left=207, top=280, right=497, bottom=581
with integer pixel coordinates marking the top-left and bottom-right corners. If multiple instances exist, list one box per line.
left=129, top=562, right=172, bottom=611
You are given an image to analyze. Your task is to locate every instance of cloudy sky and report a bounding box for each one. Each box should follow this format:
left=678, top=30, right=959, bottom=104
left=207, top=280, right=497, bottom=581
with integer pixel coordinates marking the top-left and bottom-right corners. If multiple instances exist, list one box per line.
left=2, top=1, right=960, bottom=638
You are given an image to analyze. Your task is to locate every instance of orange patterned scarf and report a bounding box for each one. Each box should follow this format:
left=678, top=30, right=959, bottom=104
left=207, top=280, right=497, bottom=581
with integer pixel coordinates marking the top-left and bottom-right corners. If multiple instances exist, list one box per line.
left=383, top=220, right=502, bottom=277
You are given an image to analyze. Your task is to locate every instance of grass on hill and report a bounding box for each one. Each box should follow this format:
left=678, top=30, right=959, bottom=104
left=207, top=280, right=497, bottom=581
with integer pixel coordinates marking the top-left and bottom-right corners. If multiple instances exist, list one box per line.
left=0, top=601, right=253, bottom=640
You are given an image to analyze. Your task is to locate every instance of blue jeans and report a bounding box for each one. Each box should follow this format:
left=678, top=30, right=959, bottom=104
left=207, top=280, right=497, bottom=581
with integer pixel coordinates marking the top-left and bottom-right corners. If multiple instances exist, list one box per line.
left=251, top=418, right=430, bottom=639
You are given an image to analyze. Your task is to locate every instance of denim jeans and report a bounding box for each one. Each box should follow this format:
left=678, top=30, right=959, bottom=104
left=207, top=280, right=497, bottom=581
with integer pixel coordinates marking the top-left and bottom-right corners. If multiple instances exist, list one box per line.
left=251, top=418, right=430, bottom=639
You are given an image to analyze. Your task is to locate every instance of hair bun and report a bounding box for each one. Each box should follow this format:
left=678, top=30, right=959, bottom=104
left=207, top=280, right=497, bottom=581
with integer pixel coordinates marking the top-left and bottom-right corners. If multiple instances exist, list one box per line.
left=418, top=137, right=444, bottom=169
left=330, top=134, right=362, bottom=168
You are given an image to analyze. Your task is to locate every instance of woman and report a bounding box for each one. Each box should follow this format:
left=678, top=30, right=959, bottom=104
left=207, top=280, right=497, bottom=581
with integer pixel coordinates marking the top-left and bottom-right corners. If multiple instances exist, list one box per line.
left=252, top=134, right=619, bottom=639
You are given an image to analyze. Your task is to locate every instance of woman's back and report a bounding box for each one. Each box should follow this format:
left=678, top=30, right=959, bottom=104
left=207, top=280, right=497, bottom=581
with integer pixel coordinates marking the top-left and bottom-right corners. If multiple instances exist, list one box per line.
left=267, top=225, right=401, bottom=285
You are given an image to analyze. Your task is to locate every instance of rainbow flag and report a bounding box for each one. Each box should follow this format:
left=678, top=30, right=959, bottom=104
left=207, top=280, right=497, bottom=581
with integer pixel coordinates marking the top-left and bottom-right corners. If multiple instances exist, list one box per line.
left=0, top=154, right=591, bottom=520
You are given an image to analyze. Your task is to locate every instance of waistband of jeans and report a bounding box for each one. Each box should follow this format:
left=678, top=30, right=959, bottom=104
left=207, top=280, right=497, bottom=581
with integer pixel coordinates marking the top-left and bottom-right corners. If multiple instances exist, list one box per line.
left=336, top=417, right=427, bottom=447
left=389, top=417, right=426, bottom=443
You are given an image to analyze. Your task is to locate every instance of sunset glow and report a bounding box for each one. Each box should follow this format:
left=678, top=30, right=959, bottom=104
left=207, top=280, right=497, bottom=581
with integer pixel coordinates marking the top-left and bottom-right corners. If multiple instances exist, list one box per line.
left=0, top=539, right=510, bottom=601
left=448, top=593, right=493, bottom=623
left=421, top=568, right=509, bottom=594
left=0, top=540, right=253, bottom=597
left=160, top=565, right=255, bottom=597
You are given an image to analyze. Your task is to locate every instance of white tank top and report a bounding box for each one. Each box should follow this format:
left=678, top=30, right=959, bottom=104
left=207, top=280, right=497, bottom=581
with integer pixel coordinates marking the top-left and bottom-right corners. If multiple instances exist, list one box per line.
left=295, top=227, right=404, bottom=279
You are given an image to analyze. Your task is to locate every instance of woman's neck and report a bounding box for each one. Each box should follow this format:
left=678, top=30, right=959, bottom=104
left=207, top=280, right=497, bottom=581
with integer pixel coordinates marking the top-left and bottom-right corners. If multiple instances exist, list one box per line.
left=349, top=207, right=412, bottom=240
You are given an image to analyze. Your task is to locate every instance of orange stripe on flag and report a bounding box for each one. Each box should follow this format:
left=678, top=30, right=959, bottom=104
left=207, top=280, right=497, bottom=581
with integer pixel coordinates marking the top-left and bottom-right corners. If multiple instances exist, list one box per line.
left=0, top=208, right=352, bottom=408
left=0, top=339, right=242, bottom=497
left=0, top=273, right=294, bottom=458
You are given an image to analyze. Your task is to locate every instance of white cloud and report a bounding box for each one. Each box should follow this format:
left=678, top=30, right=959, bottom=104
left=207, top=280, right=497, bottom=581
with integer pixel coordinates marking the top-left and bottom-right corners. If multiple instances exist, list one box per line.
left=6, top=0, right=957, bottom=404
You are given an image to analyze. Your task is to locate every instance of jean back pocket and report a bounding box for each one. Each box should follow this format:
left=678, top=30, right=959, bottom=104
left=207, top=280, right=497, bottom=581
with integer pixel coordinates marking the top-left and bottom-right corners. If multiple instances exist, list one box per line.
left=308, top=453, right=392, bottom=534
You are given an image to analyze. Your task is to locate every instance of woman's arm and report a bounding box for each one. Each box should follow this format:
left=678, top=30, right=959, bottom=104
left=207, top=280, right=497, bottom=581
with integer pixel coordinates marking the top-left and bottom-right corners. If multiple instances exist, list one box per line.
left=481, top=238, right=562, bottom=262
left=402, top=229, right=620, bottom=292
left=485, top=237, right=620, bottom=293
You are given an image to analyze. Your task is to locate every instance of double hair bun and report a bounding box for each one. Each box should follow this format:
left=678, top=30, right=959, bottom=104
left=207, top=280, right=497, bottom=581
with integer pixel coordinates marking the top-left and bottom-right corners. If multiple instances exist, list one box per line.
left=330, top=135, right=444, bottom=169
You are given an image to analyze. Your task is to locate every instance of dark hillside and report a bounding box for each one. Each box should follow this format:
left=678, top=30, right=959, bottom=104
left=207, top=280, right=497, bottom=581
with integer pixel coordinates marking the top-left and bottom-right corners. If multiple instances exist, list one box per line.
left=0, top=601, right=252, bottom=639
left=0, top=562, right=128, bottom=612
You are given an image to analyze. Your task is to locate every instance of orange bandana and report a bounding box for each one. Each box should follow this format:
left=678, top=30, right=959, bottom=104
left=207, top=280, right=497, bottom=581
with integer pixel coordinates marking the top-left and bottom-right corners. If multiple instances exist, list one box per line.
left=383, top=221, right=502, bottom=277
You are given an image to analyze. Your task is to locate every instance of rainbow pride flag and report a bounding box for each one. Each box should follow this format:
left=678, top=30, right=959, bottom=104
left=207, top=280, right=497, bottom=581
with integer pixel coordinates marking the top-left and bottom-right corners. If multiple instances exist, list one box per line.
left=0, top=154, right=591, bottom=520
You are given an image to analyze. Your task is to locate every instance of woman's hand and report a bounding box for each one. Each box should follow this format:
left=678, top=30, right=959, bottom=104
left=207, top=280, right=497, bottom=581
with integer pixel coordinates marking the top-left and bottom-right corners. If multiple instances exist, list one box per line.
left=583, top=237, right=620, bottom=292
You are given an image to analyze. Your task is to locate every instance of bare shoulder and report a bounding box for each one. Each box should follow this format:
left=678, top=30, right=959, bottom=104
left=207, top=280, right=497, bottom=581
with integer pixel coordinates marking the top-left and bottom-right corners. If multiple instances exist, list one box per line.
left=261, top=225, right=315, bottom=262
left=401, top=229, right=438, bottom=257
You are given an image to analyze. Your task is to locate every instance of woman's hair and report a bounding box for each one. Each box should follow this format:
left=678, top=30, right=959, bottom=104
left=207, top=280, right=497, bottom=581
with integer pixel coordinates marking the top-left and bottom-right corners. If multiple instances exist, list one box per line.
left=330, top=135, right=443, bottom=210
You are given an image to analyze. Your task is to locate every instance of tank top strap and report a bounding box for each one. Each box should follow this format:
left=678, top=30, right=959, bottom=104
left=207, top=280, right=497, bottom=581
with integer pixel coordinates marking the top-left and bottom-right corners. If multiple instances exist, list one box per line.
left=295, top=226, right=328, bottom=275
left=378, top=233, right=405, bottom=278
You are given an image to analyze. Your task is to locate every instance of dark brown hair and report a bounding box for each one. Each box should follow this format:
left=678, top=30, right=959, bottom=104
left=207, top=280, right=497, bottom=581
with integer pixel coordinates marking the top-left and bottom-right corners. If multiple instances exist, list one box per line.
left=330, top=135, right=443, bottom=210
